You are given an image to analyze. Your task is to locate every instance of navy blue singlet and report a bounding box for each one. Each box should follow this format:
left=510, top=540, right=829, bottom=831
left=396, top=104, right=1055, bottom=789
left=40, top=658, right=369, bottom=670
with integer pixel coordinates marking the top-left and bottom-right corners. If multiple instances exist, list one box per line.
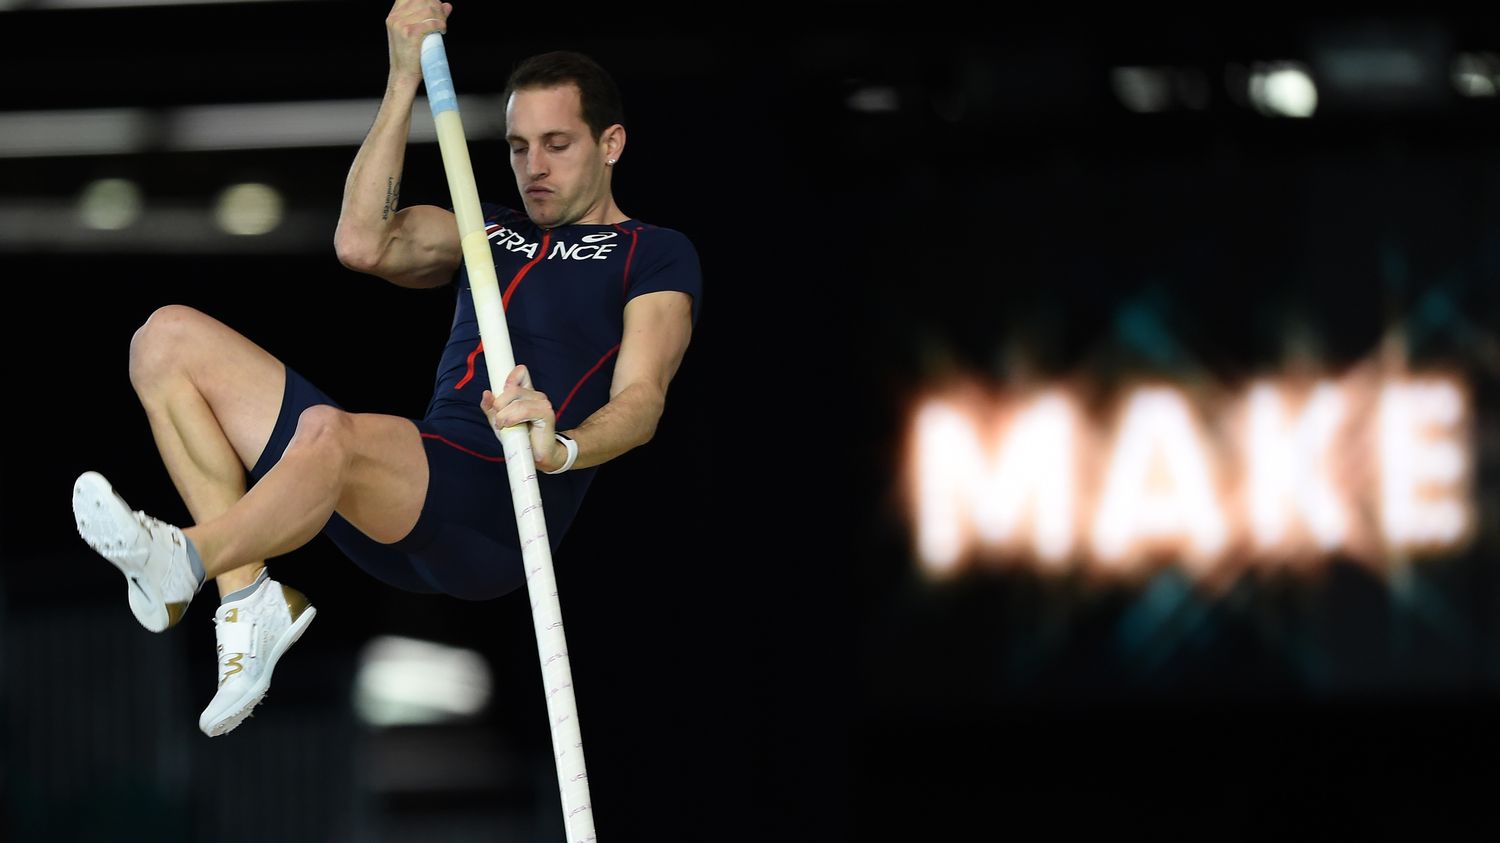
left=249, top=202, right=702, bottom=600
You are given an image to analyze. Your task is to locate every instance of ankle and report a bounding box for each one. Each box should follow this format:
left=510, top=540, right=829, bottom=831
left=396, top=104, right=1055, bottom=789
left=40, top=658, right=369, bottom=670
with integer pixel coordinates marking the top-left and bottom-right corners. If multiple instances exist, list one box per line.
left=181, top=533, right=207, bottom=589
left=219, top=568, right=270, bottom=604
left=214, top=564, right=267, bottom=599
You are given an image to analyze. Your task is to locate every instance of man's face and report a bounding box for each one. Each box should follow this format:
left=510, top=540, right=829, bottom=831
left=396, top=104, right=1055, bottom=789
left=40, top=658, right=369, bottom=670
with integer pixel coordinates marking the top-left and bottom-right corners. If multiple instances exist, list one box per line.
left=506, top=84, right=606, bottom=229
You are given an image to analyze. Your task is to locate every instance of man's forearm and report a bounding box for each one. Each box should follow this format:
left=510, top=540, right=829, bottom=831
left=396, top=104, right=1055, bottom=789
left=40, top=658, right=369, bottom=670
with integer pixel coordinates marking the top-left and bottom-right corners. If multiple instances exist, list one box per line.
left=560, top=383, right=666, bottom=471
left=333, top=74, right=422, bottom=262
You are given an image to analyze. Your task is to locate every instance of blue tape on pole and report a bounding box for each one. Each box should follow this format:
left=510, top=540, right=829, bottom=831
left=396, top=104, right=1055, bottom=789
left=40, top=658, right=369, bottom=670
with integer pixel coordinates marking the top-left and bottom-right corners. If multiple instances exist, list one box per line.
left=421, top=36, right=459, bottom=116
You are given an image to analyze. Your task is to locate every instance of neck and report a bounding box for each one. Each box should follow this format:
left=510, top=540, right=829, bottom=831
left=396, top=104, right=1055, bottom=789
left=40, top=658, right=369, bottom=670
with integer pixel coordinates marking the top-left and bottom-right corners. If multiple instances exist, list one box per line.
left=572, top=194, right=626, bottom=227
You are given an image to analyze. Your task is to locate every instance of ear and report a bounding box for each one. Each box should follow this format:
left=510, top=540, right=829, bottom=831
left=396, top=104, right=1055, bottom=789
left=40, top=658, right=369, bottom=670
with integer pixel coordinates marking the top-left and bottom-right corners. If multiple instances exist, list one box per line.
left=601, top=123, right=626, bottom=167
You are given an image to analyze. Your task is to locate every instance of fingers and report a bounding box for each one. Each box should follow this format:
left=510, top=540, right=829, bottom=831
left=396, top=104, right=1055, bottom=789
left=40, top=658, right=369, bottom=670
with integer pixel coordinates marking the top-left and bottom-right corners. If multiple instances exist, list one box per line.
left=492, top=379, right=543, bottom=408
left=388, top=0, right=449, bottom=27
left=386, top=1, right=451, bottom=79
left=412, top=10, right=446, bottom=36
left=487, top=395, right=552, bottom=431
left=483, top=367, right=553, bottom=430
left=387, top=1, right=450, bottom=42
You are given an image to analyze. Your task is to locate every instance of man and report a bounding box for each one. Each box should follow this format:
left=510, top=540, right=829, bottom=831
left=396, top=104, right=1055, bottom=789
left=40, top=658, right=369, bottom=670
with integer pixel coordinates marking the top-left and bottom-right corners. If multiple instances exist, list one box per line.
left=71, top=0, right=700, bottom=737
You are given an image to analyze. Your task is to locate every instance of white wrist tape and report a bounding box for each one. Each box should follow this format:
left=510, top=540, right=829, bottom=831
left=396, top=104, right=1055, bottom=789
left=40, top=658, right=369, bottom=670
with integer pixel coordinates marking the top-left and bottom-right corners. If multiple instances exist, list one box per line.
left=543, top=432, right=578, bottom=474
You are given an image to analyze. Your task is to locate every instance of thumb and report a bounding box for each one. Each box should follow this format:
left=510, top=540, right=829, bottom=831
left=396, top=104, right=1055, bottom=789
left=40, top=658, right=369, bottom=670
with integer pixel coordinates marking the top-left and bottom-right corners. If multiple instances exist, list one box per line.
left=506, top=364, right=530, bottom=388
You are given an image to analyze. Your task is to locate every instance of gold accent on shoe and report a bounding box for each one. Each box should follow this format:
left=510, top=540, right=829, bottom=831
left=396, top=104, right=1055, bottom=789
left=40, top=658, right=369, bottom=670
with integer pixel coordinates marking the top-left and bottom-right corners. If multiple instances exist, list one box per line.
left=282, top=585, right=312, bottom=622
left=224, top=608, right=239, bottom=623
left=219, top=654, right=244, bottom=686
left=165, top=601, right=189, bottom=628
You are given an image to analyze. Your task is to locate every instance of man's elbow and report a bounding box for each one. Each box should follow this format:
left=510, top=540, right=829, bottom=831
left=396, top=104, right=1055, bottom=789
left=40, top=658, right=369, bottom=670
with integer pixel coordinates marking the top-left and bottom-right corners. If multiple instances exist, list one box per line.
left=637, top=391, right=666, bottom=446
left=333, top=228, right=380, bottom=274
left=638, top=419, right=659, bottom=448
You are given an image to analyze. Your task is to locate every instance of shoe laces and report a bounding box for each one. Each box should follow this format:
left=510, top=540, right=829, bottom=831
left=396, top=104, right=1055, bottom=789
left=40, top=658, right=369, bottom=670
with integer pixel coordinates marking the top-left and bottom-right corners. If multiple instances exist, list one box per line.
left=130, top=509, right=175, bottom=540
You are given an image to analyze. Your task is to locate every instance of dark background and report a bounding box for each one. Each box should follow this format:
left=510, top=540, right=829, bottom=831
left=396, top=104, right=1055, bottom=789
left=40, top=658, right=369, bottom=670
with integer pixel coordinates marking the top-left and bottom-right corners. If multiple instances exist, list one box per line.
left=837, top=12, right=1500, bottom=841
left=6, top=3, right=1500, bottom=842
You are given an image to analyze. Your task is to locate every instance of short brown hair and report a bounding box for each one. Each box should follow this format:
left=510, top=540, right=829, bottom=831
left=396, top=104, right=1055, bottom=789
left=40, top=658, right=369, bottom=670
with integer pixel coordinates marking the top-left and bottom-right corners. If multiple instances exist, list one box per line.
left=504, top=51, right=625, bottom=140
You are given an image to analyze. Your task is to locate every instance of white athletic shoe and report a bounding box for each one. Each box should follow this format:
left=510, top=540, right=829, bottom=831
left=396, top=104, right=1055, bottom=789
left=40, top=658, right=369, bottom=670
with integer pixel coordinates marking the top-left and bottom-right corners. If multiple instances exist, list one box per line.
left=73, top=470, right=202, bottom=632
left=199, top=576, right=316, bottom=737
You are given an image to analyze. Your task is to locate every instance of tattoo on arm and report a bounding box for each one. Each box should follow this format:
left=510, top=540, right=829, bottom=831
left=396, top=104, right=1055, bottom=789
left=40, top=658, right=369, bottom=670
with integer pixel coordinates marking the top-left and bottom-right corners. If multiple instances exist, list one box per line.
left=382, top=177, right=401, bottom=220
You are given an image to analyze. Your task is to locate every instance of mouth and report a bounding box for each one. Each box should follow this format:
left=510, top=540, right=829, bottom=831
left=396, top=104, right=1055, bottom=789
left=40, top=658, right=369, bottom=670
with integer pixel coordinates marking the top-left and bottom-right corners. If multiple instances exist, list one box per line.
left=525, top=187, right=553, bottom=199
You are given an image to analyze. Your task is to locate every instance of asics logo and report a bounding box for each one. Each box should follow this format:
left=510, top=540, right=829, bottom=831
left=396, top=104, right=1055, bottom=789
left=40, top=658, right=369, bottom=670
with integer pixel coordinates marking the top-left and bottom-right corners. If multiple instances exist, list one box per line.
left=580, top=232, right=618, bottom=243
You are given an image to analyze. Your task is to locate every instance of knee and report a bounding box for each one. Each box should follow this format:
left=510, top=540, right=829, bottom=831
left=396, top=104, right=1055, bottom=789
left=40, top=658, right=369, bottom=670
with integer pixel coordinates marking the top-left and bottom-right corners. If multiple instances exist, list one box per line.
left=128, top=304, right=207, bottom=391
left=288, top=405, right=354, bottom=463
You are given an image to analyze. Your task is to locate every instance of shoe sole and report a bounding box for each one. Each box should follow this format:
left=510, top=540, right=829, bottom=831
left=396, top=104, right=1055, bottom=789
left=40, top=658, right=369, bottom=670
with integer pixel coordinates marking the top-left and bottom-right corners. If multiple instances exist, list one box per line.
left=200, top=605, right=317, bottom=737
left=73, top=471, right=173, bottom=632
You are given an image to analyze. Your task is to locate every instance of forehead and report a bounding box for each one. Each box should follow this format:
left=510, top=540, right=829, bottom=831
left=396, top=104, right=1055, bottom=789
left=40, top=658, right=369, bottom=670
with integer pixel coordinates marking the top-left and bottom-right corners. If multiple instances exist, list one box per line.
left=505, top=84, right=587, bottom=136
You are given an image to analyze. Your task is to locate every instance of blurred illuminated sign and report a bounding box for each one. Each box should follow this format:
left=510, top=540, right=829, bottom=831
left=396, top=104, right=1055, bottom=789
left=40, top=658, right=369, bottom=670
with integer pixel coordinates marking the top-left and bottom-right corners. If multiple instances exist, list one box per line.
left=908, top=371, right=1473, bottom=578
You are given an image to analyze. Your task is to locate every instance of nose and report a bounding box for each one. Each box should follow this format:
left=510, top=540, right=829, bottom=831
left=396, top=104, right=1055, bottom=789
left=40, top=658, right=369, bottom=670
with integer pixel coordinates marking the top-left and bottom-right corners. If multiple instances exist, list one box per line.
left=526, top=148, right=548, bottom=180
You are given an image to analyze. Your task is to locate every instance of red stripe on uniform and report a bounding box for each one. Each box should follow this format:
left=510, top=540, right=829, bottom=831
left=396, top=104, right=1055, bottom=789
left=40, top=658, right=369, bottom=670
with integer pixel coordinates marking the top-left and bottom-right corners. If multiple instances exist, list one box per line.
left=454, top=341, right=485, bottom=390
left=555, top=344, right=621, bottom=422
left=455, top=232, right=553, bottom=391
left=421, top=432, right=505, bottom=462
left=503, top=231, right=551, bottom=310
left=614, top=223, right=639, bottom=296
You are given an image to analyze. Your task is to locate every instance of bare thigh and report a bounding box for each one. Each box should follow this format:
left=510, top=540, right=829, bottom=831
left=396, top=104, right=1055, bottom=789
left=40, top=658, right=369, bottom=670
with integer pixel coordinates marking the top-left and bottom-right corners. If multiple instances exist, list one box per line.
left=134, top=304, right=288, bottom=469
left=138, top=305, right=430, bottom=544
left=331, top=412, right=430, bottom=545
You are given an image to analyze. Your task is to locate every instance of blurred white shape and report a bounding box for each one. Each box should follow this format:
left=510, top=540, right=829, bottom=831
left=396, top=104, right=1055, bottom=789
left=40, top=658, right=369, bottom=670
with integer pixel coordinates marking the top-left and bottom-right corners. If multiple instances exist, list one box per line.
left=972, top=393, right=1076, bottom=563
left=23, top=0, right=292, bottom=8
left=913, top=402, right=978, bottom=573
left=213, top=182, right=282, bottom=236
left=1379, top=379, right=1468, bottom=547
left=0, top=96, right=506, bottom=159
left=0, top=109, right=150, bottom=157
left=1247, top=382, right=1348, bottom=550
left=1112, top=67, right=1173, bottom=113
left=0, top=199, right=328, bottom=252
left=166, top=98, right=503, bottom=151
left=1452, top=52, right=1500, bottom=97
left=77, top=178, right=142, bottom=231
left=916, top=395, right=1082, bottom=572
left=169, top=101, right=388, bottom=151
left=906, top=372, right=1476, bottom=578
left=1091, top=388, right=1226, bottom=565
left=1249, top=62, right=1318, bottom=117
left=846, top=85, right=899, bottom=113
left=354, top=635, right=493, bottom=727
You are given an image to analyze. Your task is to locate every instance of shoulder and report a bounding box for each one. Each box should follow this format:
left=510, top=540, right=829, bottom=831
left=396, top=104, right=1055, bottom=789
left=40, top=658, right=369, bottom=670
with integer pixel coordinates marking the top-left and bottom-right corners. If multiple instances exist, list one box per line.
left=624, top=222, right=699, bottom=262
left=620, top=220, right=703, bottom=323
